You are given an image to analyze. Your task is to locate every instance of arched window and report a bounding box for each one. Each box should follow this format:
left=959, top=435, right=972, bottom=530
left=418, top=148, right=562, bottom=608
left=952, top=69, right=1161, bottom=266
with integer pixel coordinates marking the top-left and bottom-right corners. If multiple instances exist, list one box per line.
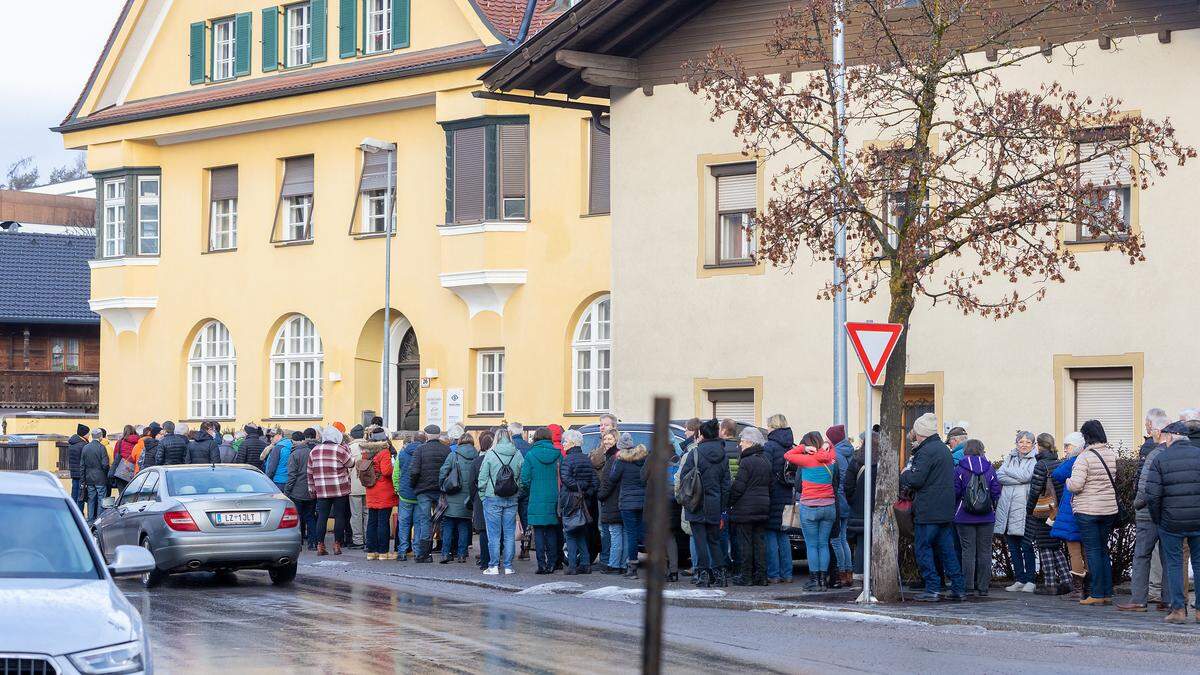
left=270, top=315, right=323, bottom=418
left=572, top=295, right=612, bottom=413
left=188, top=321, right=236, bottom=418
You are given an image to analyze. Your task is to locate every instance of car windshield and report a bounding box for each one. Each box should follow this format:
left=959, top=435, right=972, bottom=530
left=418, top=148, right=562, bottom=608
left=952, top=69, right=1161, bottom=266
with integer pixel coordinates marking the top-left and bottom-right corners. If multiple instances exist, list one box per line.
left=166, top=468, right=279, bottom=497
left=0, top=494, right=100, bottom=579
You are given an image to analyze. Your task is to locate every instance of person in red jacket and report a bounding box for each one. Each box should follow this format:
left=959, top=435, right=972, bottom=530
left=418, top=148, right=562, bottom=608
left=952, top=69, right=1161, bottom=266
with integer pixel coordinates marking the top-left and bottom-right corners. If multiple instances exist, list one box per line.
left=363, top=429, right=399, bottom=561
left=784, top=432, right=838, bottom=590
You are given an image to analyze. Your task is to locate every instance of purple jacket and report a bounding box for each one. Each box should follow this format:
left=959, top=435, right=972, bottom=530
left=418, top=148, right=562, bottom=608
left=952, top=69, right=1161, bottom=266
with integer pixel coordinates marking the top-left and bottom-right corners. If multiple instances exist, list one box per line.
left=953, top=455, right=1002, bottom=524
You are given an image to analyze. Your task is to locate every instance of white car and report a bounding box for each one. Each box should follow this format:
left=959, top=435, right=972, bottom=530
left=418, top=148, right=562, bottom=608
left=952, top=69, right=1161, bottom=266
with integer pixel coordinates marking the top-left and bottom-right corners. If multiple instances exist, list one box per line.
left=0, top=470, right=156, bottom=674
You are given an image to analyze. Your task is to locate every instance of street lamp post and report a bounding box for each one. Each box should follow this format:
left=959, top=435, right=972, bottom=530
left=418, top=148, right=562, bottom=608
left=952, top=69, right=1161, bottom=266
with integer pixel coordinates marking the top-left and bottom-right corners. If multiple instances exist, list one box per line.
left=832, top=0, right=848, bottom=428
left=360, top=137, right=397, bottom=429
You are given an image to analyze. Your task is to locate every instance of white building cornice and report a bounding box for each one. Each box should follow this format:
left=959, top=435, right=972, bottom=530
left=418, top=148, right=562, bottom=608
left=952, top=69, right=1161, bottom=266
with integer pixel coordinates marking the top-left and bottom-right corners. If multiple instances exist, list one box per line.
left=89, top=296, right=158, bottom=336
left=437, top=222, right=528, bottom=236
left=438, top=270, right=527, bottom=317
left=88, top=257, right=161, bottom=269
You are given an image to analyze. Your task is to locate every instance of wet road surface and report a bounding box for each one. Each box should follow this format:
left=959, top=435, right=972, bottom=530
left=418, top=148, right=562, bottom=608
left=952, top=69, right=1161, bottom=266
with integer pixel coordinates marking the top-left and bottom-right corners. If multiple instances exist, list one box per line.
left=119, top=571, right=778, bottom=674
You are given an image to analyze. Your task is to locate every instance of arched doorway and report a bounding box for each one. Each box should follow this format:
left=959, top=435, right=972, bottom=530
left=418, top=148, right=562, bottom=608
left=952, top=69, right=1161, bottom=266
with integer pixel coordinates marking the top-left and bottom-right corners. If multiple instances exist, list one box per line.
left=396, top=328, right=420, bottom=431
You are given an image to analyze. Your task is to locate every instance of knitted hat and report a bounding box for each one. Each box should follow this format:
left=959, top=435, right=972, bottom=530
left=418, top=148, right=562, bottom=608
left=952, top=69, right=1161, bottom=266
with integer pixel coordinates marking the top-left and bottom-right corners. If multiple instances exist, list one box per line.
left=350, top=424, right=365, bottom=440
left=291, top=431, right=305, bottom=442
left=370, top=429, right=389, bottom=442
left=825, top=424, right=846, bottom=445
left=616, top=432, right=635, bottom=450
left=912, top=413, right=938, bottom=438
left=332, top=421, right=346, bottom=433
left=76, top=423, right=90, bottom=437
left=946, top=426, right=967, bottom=439
left=423, top=424, right=441, bottom=435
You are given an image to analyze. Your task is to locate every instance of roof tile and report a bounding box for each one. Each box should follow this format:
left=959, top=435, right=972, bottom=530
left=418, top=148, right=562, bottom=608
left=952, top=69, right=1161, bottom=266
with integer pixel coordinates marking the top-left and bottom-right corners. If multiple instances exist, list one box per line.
left=0, top=232, right=98, bottom=325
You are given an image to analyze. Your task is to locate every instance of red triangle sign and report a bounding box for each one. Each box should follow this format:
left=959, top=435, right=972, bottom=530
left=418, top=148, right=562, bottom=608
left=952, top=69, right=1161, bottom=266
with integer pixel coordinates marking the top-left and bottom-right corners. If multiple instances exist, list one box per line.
left=845, top=322, right=904, bottom=386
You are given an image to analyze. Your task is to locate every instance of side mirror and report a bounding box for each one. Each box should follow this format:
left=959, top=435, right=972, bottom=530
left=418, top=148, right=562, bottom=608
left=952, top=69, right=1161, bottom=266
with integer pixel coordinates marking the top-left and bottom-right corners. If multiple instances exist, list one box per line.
left=107, top=544, right=157, bottom=578
left=101, top=497, right=117, bottom=510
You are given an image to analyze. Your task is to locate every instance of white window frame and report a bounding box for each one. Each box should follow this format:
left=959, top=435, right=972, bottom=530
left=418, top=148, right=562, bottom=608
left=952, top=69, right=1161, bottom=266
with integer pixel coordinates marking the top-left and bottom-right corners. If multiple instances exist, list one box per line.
left=188, top=321, right=237, bottom=419
left=365, top=0, right=392, bottom=54
left=362, top=189, right=389, bottom=233
left=212, top=18, right=237, bottom=82
left=286, top=2, right=311, bottom=68
left=137, top=176, right=160, bottom=256
left=284, top=194, right=313, bottom=241
left=270, top=315, right=323, bottom=418
left=713, top=169, right=757, bottom=266
left=209, top=198, right=238, bottom=251
left=102, top=179, right=126, bottom=258
left=477, top=349, right=505, bottom=414
left=572, top=295, right=612, bottom=413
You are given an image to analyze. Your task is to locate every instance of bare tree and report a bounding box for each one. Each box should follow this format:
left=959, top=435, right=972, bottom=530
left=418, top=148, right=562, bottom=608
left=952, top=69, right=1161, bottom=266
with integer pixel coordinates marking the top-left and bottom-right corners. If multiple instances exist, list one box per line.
left=687, top=0, right=1192, bottom=600
left=48, top=154, right=89, bottom=184
left=3, top=156, right=40, bottom=190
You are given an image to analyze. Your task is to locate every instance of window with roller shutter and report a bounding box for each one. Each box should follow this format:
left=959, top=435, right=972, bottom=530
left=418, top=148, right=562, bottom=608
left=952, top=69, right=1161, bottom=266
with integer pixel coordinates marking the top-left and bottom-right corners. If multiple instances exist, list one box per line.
left=707, top=389, right=756, bottom=426
left=713, top=162, right=757, bottom=265
left=357, top=147, right=396, bottom=234
left=443, top=117, right=529, bottom=225
left=278, top=156, right=315, bottom=242
left=209, top=166, right=239, bottom=251
left=1074, top=126, right=1133, bottom=241
left=1072, top=367, right=1135, bottom=452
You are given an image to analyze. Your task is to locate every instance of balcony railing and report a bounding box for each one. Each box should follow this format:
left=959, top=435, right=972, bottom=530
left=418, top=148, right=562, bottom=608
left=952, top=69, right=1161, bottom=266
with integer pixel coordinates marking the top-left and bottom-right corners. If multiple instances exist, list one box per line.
left=0, top=370, right=99, bottom=412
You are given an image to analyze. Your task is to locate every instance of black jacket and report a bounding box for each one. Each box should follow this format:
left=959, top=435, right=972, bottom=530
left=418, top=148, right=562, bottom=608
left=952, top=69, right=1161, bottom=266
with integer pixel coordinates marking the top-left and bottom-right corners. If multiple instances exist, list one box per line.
left=728, top=444, right=770, bottom=524
left=1146, top=440, right=1200, bottom=533
left=81, top=440, right=110, bottom=486
left=1024, top=448, right=1062, bottom=547
left=560, top=447, right=598, bottom=498
left=285, top=441, right=314, bottom=501
left=186, top=431, right=220, bottom=464
left=600, top=445, right=648, bottom=511
left=469, top=452, right=487, bottom=532
left=597, top=451, right=623, bottom=524
left=139, top=438, right=159, bottom=469
left=235, top=430, right=268, bottom=470
left=899, top=434, right=956, bottom=524
left=682, top=439, right=731, bottom=525
left=846, top=454, right=877, bottom=535
left=67, top=435, right=87, bottom=479
left=409, top=440, right=451, bottom=495
left=762, top=428, right=795, bottom=530
left=155, top=433, right=189, bottom=466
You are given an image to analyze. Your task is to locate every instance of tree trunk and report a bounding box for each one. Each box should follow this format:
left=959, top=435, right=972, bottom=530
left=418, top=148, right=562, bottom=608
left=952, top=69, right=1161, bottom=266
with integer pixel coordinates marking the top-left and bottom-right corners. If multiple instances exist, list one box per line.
left=868, top=278, right=915, bottom=602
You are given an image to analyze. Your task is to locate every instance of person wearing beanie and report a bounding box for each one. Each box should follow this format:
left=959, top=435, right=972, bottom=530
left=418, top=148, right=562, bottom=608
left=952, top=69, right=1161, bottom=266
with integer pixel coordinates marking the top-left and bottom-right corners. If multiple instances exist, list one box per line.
left=1066, top=419, right=1119, bottom=605
left=363, top=429, right=399, bottom=561
left=409, top=425, right=451, bottom=562
left=899, top=412, right=964, bottom=601
left=67, top=424, right=90, bottom=512
left=345, top=424, right=371, bottom=549
left=286, top=430, right=319, bottom=549
left=350, top=424, right=365, bottom=440
left=947, top=426, right=969, bottom=463
left=826, top=423, right=854, bottom=588
left=682, top=420, right=731, bottom=588
left=234, top=423, right=268, bottom=470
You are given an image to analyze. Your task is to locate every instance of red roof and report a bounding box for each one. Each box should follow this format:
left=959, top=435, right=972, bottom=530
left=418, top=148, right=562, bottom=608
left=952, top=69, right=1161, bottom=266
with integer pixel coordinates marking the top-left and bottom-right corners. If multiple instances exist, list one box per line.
left=475, top=0, right=564, bottom=40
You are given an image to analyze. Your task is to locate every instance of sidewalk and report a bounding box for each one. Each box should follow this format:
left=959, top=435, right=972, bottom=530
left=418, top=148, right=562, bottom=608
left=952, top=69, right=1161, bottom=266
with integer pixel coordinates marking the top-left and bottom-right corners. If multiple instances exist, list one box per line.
left=297, top=548, right=1200, bottom=644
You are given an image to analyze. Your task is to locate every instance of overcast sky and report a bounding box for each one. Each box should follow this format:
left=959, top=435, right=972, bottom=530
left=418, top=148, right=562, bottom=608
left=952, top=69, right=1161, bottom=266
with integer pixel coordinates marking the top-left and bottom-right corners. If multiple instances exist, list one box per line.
left=1, top=0, right=126, bottom=183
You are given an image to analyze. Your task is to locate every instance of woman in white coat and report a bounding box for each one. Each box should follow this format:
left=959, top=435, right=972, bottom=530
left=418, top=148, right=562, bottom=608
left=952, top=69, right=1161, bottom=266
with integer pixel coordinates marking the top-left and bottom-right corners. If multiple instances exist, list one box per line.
left=995, top=431, right=1038, bottom=591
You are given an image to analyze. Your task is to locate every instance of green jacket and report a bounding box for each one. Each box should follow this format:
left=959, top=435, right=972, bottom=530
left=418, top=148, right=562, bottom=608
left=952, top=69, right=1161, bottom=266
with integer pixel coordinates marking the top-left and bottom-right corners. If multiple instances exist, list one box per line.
left=520, top=439, right=561, bottom=526
left=477, top=441, right=524, bottom=501
left=439, top=443, right=478, bottom=519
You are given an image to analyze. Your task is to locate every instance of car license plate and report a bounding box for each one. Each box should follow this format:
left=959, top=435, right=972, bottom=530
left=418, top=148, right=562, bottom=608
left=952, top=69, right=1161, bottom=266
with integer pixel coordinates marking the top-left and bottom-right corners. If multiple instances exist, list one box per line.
left=213, top=511, right=263, bottom=526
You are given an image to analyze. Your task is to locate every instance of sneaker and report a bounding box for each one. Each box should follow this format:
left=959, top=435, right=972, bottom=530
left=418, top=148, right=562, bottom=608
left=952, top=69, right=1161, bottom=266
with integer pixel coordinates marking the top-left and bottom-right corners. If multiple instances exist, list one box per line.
left=1021, top=582, right=1036, bottom=593
left=1005, top=581, right=1024, bottom=592
left=913, top=592, right=942, bottom=602
left=1117, top=603, right=1148, bottom=612
left=1165, top=609, right=1188, bottom=624
left=504, top=568, right=516, bottom=575
left=483, top=566, right=500, bottom=575
left=366, top=553, right=379, bottom=561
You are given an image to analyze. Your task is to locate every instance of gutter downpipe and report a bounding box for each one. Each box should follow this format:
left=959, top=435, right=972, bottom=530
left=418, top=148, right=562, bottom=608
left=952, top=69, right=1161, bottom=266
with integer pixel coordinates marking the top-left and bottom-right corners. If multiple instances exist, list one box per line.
left=514, top=0, right=539, bottom=44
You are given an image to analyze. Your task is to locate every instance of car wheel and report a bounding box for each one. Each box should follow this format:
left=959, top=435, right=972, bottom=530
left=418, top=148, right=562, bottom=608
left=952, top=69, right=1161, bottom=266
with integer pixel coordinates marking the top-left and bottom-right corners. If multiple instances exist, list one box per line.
left=140, top=538, right=165, bottom=589
left=269, top=561, right=298, bottom=586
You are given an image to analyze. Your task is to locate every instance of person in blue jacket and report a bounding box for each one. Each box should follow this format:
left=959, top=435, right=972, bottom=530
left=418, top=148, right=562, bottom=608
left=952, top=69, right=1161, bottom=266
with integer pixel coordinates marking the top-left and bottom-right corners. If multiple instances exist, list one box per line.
left=1051, top=431, right=1087, bottom=598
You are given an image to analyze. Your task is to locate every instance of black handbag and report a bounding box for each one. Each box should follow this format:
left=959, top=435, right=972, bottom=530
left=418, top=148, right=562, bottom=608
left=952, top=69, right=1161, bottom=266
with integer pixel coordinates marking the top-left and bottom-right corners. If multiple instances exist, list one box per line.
left=558, top=491, right=592, bottom=532
left=1090, top=449, right=1131, bottom=526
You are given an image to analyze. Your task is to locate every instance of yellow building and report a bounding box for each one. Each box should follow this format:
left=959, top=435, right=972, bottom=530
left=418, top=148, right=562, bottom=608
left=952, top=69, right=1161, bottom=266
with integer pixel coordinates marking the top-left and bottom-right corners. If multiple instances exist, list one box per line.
left=56, top=0, right=614, bottom=432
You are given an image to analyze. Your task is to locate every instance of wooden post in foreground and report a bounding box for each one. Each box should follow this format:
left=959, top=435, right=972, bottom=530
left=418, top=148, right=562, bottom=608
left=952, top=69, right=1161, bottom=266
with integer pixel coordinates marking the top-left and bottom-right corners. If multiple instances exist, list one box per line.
left=641, top=397, right=671, bottom=675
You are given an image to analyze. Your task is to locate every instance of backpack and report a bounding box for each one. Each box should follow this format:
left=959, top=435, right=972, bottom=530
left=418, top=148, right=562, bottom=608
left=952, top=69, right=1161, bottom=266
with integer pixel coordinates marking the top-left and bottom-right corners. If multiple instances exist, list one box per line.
left=441, top=452, right=463, bottom=495
left=356, top=456, right=380, bottom=489
left=963, top=469, right=992, bottom=516
left=492, top=453, right=519, bottom=498
left=679, top=457, right=704, bottom=513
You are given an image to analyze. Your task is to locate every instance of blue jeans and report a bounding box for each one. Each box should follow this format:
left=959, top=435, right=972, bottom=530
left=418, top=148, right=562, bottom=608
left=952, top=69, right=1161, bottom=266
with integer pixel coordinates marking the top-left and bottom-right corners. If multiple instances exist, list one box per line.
left=366, top=508, right=392, bottom=554
left=599, top=522, right=611, bottom=563
left=441, top=517, right=471, bottom=558
left=1076, top=513, right=1116, bottom=598
left=295, top=499, right=318, bottom=547
left=831, top=516, right=852, bottom=572
left=395, top=501, right=415, bottom=554
left=605, top=523, right=625, bottom=569
left=799, top=504, right=836, bottom=573
left=70, top=478, right=84, bottom=514
left=621, top=509, right=644, bottom=563
left=85, top=484, right=107, bottom=523
left=564, top=528, right=589, bottom=569
left=533, top=526, right=559, bottom=571
left=914, top=523, right=965, bottom=595
left=721, top=514, right=736, bottom=569
left=414, top=493, right=437, bottom=558
left=483, top=496, right=518, bottom=569
left=764, top=529, right=793, bottom=580
left=1159, top=529, right=1200, bottom=611
left=1006, top=534, right=1036, bottom=584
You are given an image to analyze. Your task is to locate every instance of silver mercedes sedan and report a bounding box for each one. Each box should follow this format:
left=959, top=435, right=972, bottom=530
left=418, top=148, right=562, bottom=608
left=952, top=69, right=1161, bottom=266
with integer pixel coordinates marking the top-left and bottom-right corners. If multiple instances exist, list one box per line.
left=93, top=465, right=302, bottom=588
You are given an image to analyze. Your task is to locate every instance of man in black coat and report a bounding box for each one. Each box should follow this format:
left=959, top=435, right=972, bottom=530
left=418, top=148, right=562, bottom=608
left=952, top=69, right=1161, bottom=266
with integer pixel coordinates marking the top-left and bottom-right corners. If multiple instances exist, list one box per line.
left=67, top=424, right=89, bottom=513
left=234, top=423, right=268, bottom=470
left=140, top=422, right=162, bottom=470
left=80, top=429, right=110, bottom=523
left=155, top=421, right=189, bottom=466
left=682, top=419, right=731, bottom=588
left=186, top=422, right=221, bottom=464
left=409, top=425, right=450, bottom=563
left=728, top=428, right=771, bottom=586
left=899, top=413, right=964, bottom=602
left=1144, top=421, right=1200, bottom=622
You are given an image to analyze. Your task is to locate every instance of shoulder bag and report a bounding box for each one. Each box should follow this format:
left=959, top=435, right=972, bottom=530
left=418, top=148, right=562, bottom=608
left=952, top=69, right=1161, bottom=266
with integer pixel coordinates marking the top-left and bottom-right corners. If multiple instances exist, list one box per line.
left=1089, top=449, right=1131, bottom=526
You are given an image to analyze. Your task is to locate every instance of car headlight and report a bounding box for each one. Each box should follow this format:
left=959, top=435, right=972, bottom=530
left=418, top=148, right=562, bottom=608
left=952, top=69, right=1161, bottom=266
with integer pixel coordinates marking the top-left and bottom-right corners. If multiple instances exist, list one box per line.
left=68, top=641, right=145, bottom=674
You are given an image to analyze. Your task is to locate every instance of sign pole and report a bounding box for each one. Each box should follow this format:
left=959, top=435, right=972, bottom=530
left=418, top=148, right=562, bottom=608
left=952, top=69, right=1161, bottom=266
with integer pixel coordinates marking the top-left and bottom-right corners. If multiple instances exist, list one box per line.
left=858, top=383, right=875, bottom=604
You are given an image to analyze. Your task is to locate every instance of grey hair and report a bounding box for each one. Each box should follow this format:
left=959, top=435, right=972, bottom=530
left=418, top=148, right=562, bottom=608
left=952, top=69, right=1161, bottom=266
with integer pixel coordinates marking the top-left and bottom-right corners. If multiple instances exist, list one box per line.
left=562, top=429, right=584, bottom=447
left=1146, top=407, right=1171, bottom=433
left=507, top=422, right=523, bottom=435
left=1014, top=430, right=1035, bottom=445
left=448, top=424, right=464, bottom=441
left=1064, top=432, right=1085, bottom=450
left=766, top=414, right=788, bottom=431
left=177, top=422, right=190, bottom=435
left=1180, top=408, right=1200, bottom=422
left=600, top=413, right=619, bottom=427
left=740, top=427, right=766, bottom=446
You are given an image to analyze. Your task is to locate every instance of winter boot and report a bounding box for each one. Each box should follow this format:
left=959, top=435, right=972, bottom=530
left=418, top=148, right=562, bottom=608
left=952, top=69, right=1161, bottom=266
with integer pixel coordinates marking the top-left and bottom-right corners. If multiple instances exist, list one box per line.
left=316, top=542, right=328, bottom=556
left=333, top=542, right=343, bottom=556
left=803, top=574, right=821, bottom=591
left=717, top=568, right=730, bottom=588
left=828, top=570, right=844, bottom=589
left=695, top=569, right=712, bottom=589
left=625, top=563, right=639, bottom=579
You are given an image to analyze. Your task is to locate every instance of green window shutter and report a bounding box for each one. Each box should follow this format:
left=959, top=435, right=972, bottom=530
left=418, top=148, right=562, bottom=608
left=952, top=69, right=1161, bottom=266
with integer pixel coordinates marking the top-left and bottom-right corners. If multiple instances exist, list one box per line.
left=310, top=0, right=328, bottom=62
left=261, top=7, right=278, bottom=72
left=484, top=124, right=498, bottom=222
left=234, top=12, right=253, bottom=76
left=391, top=0, right=410, bottom=49
left=338, top=0, right=357, bottom=58
left=189, top=21, right=206, bottom=84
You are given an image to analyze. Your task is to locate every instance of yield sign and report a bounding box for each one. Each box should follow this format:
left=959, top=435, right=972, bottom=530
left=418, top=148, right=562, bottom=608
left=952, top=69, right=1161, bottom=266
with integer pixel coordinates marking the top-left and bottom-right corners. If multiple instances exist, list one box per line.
left=845, top=322, right=904, bottom=386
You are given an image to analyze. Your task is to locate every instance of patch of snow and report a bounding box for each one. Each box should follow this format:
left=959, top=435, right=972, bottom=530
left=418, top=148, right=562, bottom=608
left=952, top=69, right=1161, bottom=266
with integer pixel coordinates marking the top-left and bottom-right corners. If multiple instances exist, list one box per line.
left=516, top=582, right=585, bottom=595
left=579, top=586, right=642, bottom=603
left=938, top=624, right=989, bottom=636
left=305, top=560, right=351, bottom=567
left=753, top=608, right=927, bottom=626
left=663, top=588, right=726, bottom=599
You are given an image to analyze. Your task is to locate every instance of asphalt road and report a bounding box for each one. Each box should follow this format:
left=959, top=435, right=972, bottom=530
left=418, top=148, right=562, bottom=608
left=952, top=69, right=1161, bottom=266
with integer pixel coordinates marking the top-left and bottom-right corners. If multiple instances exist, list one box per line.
left=119, top=567, right=1200, bottom=674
